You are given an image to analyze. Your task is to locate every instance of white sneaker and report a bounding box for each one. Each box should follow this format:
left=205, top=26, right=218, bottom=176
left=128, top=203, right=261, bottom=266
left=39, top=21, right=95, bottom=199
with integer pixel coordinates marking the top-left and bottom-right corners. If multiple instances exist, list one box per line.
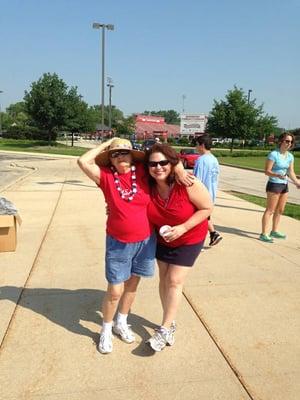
left=113, top=323, right=135, bottom=343
left=98, top=331, right=113, bottom=354
left=147, top=327, right=170, bottom=352
left=167, top=321, right=176, bottom=346
left=155, top=321, right=176, bottom=346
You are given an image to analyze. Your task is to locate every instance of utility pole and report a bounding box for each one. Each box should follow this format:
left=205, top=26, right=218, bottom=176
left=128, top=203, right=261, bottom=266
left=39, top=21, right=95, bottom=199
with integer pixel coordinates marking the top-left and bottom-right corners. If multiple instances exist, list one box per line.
left=107, top=77, right=114, bottom=131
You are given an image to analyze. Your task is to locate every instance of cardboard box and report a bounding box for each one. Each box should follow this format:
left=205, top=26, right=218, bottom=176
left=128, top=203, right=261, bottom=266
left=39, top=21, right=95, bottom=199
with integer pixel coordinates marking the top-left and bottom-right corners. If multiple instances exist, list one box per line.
left=0, top=214, right=22, bottom=252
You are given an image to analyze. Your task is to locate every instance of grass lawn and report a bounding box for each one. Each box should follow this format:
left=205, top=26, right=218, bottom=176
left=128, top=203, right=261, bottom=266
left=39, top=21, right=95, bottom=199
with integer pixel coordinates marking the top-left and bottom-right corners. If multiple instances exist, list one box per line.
left=0, top=139, right=86, bottom=157
left=218, top=156, right=300, bottom=175
left=1, top=139, right=299, bottom=175
left=229, top=191, right=300, bottom=221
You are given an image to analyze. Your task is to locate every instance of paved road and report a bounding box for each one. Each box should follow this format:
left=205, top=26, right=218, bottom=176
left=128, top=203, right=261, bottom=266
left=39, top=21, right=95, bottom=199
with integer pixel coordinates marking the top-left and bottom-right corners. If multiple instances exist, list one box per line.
left=219, top=164, right=300, bottom=205
left=1, top=151, right=299, bottom=204
left=0, top=152, right=62, bottom=191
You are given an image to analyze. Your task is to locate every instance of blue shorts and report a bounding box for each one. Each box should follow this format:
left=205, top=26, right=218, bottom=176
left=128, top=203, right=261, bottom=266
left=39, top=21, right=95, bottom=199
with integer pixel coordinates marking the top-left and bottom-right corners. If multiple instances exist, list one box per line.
left=105, top=233, right=156, bottom=284
left=266, top=181, right=288, bottom=194
left=156, top=240, right=204, bottom=267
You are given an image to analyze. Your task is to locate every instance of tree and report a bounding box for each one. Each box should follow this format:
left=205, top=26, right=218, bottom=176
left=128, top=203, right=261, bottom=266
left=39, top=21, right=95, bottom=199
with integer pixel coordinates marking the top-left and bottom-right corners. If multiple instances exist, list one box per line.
left=255, top=114, right=278, bottom=143
left=206, top=86, right=278, bottom=150
left=24, top=73, right=70, bottom=144
left=88, top=105, right=124, bottom=129
left=64, top=87, right=94, bottom=135
left=143, top=109, right=180, bottom=125
left=3, top=102, right=29, bottom=129
left=115, top=115, right=135, bottom=136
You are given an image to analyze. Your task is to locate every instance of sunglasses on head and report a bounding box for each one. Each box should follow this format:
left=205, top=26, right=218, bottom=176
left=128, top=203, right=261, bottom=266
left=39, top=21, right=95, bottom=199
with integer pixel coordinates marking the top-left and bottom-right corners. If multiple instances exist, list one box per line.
left=284, top=140, right=292, bottom=144
left=110, top=150, right=131, bottom=158
left=148, top=160, right=170, bottom=168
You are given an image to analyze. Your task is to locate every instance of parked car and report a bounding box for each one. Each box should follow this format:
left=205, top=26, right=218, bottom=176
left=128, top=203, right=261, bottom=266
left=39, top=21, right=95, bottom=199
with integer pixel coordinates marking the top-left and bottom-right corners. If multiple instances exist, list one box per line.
left=142, top=139, right=157, bottom=151
left=130, top=140, right=143, bottom=151
left=178, top=148, right=200, bottom=169
left=64, top=133, right=81, bottom=141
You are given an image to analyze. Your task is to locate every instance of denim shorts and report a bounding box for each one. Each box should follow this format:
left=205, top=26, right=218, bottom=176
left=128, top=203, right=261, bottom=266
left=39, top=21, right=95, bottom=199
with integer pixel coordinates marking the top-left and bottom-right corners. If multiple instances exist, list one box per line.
left=105, top=233, right=156, bottom=284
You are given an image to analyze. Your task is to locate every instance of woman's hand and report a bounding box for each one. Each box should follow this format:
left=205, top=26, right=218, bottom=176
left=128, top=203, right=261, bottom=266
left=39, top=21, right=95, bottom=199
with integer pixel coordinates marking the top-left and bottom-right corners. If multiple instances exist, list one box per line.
left=173, top=161, right=195, bottom=186
left=176, top=171, right=195, bottom=186
left=163, top=224, right=187, bottom=242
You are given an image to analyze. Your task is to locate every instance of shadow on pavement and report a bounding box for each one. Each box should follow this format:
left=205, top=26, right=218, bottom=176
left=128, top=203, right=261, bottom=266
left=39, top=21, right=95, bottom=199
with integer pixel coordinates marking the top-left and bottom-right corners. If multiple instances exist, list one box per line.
left=0, top=286, right=157, bottom=356
left=215, top=225, right=258, bottom=239
left=36, top=180, right=95, bottom=188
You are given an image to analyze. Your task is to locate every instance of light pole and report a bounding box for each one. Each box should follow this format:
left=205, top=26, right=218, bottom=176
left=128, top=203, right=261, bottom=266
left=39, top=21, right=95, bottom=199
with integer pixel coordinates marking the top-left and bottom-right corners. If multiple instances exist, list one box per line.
left=107, top=77, right=114, bottom=131
left=182, top=94, right=186, bottom=113
left=0, top=90, right=3, bottom=136
left=92, top=22, right=114, bottom=138
left=247, top=89, right=252, bottom=104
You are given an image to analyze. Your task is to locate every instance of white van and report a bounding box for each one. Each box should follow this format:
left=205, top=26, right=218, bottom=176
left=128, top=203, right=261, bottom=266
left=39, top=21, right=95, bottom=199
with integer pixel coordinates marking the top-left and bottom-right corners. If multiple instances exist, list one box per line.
left=64, top=133, right=81, bottom=141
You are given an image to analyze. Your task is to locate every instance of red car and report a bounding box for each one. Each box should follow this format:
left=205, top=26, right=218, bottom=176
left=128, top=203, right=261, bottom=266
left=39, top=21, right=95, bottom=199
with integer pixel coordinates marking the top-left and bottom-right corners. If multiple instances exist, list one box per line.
left=178, top=148, right=200, bottom=169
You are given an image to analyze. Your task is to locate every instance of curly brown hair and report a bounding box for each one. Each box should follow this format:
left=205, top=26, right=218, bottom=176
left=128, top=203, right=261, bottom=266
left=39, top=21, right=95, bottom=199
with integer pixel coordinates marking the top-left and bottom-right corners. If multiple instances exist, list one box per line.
left=144, top=143, right=180, bottom=186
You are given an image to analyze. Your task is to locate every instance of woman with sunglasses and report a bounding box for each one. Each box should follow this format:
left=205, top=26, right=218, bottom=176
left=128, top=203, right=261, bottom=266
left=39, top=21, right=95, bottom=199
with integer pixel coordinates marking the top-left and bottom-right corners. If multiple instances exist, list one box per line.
left=260, top=132, right=300, bottom=242
left=78, top=138, right=192, bottom=354
left=145, top=143, right=213, bottom=352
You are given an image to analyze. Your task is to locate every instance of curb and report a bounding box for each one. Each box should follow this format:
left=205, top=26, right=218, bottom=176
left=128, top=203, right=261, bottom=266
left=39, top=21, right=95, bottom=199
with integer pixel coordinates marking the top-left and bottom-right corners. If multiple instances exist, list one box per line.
left=0, top=164, right=38, bottom=192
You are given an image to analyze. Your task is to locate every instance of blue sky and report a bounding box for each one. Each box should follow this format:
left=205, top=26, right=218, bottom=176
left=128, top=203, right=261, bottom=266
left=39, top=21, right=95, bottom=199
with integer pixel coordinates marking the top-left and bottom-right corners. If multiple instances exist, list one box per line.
left=1, top=0, right=299, bottom=128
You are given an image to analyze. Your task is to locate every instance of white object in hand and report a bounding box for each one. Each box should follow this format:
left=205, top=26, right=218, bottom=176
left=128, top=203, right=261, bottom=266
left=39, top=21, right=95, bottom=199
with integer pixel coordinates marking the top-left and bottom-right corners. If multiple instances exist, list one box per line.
left=159, top=225, right=172, bottom=238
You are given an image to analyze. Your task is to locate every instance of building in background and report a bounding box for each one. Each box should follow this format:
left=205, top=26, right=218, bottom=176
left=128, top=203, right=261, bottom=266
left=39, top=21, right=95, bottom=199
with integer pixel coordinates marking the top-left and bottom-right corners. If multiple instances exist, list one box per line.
left=180, top=114, right=208, bottom=138
left=134, top=114, right=180, bottom=140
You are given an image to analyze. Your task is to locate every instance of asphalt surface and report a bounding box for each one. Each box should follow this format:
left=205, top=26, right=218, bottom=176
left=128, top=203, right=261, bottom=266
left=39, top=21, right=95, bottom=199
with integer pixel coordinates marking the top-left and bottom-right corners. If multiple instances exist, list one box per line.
left=219, top=164, right=300, bottom=205
left=1, top=150, right=299, bottom=204
left=0, top=152, right=58, bottom=190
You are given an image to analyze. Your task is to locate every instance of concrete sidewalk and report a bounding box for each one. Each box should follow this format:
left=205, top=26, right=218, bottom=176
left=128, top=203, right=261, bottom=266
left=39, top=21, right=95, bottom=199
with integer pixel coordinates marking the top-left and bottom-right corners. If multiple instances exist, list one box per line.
left=0, top=156, right=299, bottom=400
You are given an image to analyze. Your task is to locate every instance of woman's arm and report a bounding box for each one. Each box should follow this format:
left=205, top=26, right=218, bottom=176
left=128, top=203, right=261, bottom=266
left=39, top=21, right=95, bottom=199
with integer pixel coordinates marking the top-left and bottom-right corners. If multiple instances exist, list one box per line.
left=265, top=159, right=286, bottom=180
left=288, top=161, right=300, bottom=188
left=77, top=138, right=115, bottom=185
left=164, top=180, right=213, bottom=242
left=174, top=161, right=195, bottom=186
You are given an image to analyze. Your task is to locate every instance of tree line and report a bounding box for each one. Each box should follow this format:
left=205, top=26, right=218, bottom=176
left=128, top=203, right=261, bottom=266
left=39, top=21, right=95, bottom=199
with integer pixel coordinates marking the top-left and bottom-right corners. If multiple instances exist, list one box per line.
left=1, top=72, right=292, bottom=144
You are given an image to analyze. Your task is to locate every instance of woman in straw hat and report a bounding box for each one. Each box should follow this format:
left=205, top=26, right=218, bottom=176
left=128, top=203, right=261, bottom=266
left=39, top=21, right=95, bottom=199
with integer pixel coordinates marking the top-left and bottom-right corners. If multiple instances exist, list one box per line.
left=78, top=138, right=192, bottom=354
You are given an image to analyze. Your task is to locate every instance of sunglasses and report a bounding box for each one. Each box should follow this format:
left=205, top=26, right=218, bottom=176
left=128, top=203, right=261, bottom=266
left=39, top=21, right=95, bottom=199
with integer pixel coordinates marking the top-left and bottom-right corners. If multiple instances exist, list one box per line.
left=110, top=150, right=131, bottom=158
left=284, top=140, right=293, bottom=144
left=148, top=160, right=170, bottom=168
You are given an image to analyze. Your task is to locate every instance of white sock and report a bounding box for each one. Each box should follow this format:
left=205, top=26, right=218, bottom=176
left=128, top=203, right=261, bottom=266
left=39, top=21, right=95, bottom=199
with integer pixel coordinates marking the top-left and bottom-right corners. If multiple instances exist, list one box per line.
left=117, top=312, right=128, bottom=327
left=160, top=326, right=170, bottom=333
left=101, top=321, right=113, bottom=335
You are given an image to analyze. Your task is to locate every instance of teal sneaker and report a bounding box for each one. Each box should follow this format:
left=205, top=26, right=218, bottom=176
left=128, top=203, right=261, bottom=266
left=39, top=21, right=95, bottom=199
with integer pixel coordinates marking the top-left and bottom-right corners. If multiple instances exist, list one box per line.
left=259, top=234, right=274, bottom=243
left=270, top=231, right=286, bottom=239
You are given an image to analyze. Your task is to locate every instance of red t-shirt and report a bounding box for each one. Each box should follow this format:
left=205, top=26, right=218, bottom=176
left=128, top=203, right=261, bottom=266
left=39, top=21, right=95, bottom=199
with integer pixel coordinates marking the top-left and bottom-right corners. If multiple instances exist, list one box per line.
left=99, top=163, right=152, bottom=243
left=147, top=183, right=208, bottom=247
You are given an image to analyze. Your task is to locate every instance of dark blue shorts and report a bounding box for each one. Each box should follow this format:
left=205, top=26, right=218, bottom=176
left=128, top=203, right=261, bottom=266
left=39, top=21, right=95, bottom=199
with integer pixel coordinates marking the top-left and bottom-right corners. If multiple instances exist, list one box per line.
left=156, top=240, right=204, bottom=267
left=266, top=182, right=288, bottom=194
left=105, top=233, right=156, bottom=284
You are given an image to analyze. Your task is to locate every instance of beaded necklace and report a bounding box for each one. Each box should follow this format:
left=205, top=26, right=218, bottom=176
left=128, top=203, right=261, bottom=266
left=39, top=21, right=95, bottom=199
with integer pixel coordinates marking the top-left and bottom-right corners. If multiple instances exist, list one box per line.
left=111, top=165, right=138, bottom=202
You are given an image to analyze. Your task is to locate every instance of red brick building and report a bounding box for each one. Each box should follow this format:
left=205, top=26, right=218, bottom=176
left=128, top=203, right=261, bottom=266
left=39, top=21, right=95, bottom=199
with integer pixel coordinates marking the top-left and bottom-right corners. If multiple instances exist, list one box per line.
left=134, top=114, right=180, bottom=140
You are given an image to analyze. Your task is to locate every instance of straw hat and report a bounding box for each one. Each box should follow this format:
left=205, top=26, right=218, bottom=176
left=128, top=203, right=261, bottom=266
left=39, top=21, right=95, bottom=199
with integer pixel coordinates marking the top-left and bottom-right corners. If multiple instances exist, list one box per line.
left=96, top=138, right=145, bottom=167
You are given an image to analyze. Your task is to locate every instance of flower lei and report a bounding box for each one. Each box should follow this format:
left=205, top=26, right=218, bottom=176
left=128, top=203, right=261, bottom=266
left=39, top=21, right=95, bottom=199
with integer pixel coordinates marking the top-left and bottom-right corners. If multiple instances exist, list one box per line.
left=111, top=165, right=138, bottom=202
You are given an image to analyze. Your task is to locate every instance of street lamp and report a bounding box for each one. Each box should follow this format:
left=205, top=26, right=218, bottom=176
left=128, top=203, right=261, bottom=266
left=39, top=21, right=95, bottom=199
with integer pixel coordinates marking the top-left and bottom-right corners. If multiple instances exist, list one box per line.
left=182, top=94, right=186, bottom=113
left=107, top=77, right=114, bottom=131
left=247, top=89, right=252, bottom=104
left=92, top=22, right=114, bottom=138
left=0, top=90, right=3, bottom=136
